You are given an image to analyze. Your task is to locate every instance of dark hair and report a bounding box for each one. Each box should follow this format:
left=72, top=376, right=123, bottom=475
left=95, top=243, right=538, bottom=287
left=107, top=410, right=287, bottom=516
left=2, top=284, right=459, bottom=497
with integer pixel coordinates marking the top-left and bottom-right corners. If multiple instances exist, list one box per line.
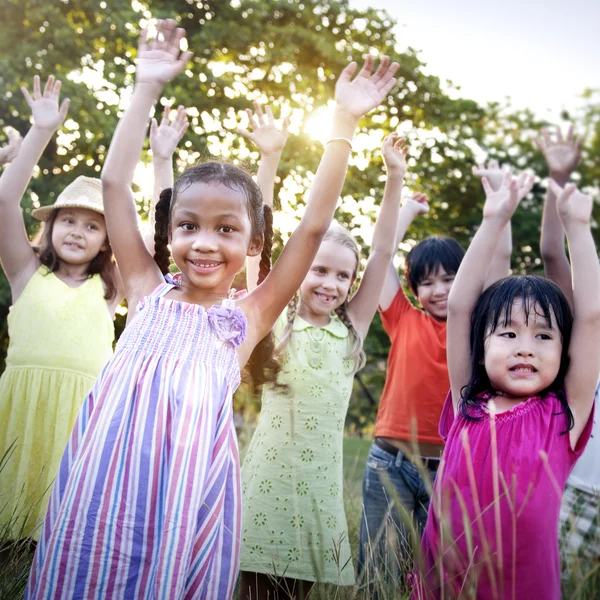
left=153, top=161, right=280, bottom=391
left=460, top=275, right=574, bottom=432
left=33, top=209, right=118, bottom=301
left=405, top=236, right=465, bottom=294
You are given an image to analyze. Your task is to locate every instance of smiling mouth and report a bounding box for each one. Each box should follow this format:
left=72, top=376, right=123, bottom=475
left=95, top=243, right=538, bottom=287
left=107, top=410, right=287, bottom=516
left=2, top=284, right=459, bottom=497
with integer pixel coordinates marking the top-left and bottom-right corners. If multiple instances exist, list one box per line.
left=188, top=259, right=222, bottom=272
left=510, top=364, right=537, bottom=373
left=64, top=242, right=83, bottom=250
left=315, top=292, right=336, bottom=303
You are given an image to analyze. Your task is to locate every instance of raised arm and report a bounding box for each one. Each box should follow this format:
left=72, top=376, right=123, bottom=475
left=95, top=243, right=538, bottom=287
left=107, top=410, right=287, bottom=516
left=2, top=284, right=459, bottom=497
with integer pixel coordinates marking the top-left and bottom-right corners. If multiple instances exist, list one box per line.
left=0, top=75, right=69, bottom=298
left=0, top=129, right=22, bottom=167
left=236, top=100, right=289, bottom=291
left=145, top=104, right=189, bottom=250
left=379, top=192, right=429, bottom=311
left=447, top=172, right=534, bottom=412
left=101, top=20, right=192, bottom=304
left=551, top=181, right=600, bottom=446
left=536, top=125, right=581, bottom=305
left=473, top=160, right=513, bottom=288
left=348, top=133, right=408, bottom=338
left=240, top=56, right=399, bottom=348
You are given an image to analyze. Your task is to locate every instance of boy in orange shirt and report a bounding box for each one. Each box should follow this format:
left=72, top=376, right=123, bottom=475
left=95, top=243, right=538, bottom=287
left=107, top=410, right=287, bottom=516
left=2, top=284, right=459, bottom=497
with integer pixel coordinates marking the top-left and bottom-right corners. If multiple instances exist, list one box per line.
left=358, top=167, right=510, bottom=589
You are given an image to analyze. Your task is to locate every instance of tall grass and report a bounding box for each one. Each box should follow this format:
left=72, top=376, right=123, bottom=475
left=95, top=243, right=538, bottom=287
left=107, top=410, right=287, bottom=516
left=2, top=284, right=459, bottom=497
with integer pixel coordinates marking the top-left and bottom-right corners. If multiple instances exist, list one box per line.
left=1, top=435, right=599, bottom=599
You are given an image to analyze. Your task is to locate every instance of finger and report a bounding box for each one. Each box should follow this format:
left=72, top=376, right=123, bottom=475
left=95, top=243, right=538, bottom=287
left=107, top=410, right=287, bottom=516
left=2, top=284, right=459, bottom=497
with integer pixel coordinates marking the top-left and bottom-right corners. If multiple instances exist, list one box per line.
left=236, top=127, right=255, bottom=142
left=282, top=115, right=290, bottom=135
left=138, top=28, right=148, bottom=54
left=541, top=127, right=551, bottom=148
left=58, top=98, right=70, bottom=122
left=151, top=118, right=158, bottom=138
left=152, top=20, right=165, bottom=51
left=254, top=100, right=265, bottom=124
left=33, top=75, right=41, bottom=99
left=556, top=126, right=564, bottom=144
left=481, top=176, right=493, bottom=196
left=489, top=159, right=499, bottom=170
left=21, top=86, right=34, bottom=107
left=178, top=120, right=189, bottom=139
left=265, top=104, right=275, bottom=125
left=377, top=61, right=400, bottom=91
left=378, top=75, right=398, bottom=98
left=533, top=137, right=542, bottom=152
left=575, top=137, right=583, bottom=160
left=337, top=61, right=358, bottom=85
left=43, top=75, right=54, bottom=97
left=501, top=170, right=512, bottom=187
left=176, top=51, right=193, bottom=72
left=175, top=105, right=187, bottom=129
left=357, top=55, right=375, bottom=79
left=566, top=123, right=574, bottom=143
left=169, top=27, right=186, bottom=58
left=371, top=55, right=390, bottom=82
left=548, top=179, right=564, bottom=197
left=52, top=78, right=62, bottom=98
left=246, top=108, right=260, bottom=131
left=161, top=105, right=170, bottom=126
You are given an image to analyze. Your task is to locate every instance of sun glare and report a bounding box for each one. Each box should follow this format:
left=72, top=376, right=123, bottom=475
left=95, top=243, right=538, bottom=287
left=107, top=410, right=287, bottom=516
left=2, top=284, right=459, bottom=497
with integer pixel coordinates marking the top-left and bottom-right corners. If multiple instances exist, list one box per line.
left=303, top=104, right=335, bottom=144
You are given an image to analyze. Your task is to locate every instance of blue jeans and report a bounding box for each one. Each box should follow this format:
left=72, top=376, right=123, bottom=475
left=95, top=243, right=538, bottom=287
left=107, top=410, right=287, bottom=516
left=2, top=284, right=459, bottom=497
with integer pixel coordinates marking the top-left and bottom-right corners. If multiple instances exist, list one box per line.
left=356, top=441, right=437, bottom=588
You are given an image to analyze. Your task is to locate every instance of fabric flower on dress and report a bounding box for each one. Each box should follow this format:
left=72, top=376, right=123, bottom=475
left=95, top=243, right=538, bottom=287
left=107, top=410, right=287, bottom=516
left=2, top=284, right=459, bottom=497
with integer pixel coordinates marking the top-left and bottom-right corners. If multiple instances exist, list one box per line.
left=208, top=304, right=247, bottom=347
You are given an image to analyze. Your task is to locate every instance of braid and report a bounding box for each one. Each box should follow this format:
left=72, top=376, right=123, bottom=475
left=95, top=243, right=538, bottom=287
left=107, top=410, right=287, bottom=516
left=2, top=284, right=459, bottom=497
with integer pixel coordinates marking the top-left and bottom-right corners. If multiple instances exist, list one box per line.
left=246, top=210, right=284, bottom=393
left=154, top=188, right=172, bottom=275
left=335, top=300, right=366, bottom=371
left=258, top=205, right=273, bottom=286
left=276, top=293, right=299, bottom=356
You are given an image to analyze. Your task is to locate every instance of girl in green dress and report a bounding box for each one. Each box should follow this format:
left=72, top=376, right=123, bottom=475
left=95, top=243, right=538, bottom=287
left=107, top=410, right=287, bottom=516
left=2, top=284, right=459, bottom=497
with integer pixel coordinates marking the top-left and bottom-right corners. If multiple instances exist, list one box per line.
left=237, top=101, right=410, bottom=598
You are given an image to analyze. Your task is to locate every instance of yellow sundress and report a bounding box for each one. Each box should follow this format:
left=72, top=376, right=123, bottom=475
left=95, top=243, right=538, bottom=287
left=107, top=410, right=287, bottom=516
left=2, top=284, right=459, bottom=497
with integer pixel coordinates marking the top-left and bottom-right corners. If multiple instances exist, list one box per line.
left=0, top=266, right=114, bottom=540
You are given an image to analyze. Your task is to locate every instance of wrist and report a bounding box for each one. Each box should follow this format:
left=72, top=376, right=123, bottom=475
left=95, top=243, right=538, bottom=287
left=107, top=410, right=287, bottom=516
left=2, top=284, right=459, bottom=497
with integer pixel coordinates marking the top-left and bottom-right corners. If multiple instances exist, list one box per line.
left=385, top=167, right=406, bottom=180
left=549, top=171, right=571, bottom=186
left=151, top=153, right=173, bottom=164
left=331, top=108, right=360, bottom=138
left=133, top=81, right=162, bottom=101
left=31, top=123, right=58, bottom=136
left=260, top=148, right=284, bottom=160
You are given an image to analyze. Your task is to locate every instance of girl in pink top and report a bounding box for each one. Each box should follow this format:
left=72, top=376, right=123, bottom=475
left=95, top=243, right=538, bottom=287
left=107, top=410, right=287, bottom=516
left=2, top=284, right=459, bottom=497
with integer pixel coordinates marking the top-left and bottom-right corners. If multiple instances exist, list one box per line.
left=415, top=173, right=600, bottom=600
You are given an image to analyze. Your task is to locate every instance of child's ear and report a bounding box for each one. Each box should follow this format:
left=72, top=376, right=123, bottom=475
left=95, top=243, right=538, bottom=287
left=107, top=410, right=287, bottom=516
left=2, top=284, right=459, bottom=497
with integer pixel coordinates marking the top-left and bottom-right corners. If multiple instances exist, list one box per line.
left=247, top=234, right=263, bottom=257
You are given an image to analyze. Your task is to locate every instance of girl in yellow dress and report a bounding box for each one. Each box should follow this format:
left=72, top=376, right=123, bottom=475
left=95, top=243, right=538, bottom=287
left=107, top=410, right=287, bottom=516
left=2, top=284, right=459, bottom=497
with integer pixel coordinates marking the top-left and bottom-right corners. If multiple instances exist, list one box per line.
left=0, top=75, right=186, bottom=544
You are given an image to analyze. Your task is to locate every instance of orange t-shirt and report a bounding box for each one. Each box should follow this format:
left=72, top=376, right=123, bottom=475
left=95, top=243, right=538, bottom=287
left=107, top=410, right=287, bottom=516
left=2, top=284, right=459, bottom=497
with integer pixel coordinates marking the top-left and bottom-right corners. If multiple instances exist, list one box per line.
left=374, top=288, right=449, bottom=445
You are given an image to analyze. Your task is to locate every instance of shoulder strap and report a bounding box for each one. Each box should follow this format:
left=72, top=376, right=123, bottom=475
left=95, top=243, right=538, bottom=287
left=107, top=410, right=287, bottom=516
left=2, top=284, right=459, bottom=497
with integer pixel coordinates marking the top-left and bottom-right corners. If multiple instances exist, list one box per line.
left=150, top=282, right=176, bottom=298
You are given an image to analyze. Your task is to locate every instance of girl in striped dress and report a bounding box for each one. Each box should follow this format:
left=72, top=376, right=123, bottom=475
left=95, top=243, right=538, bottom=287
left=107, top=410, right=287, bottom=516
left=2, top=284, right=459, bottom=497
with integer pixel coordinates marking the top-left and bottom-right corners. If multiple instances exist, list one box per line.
left=25, top=18, right=399, bottom=600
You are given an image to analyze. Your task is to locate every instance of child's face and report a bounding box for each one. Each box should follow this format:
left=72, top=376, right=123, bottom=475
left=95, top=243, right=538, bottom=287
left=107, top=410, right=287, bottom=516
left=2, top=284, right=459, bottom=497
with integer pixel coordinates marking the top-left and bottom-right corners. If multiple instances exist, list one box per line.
left=169, top=181, right=262, bottom=293
left=484, top=300, right=562, bottom=400
left=299, top=240, right=356, bottom=320
left=52, top=207, right=108, bottom=265
left=415, top=265, right=455, bottom=321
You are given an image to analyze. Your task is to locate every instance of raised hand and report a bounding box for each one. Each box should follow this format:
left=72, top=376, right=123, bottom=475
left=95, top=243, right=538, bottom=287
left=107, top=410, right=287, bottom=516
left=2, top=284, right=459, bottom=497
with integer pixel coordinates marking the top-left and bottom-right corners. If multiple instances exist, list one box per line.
left=150, top=105, right=189, bottom=160
left=0, top=129, right=22, bottom=166
left=236, top=100, right=289, bottom=156
left=21, top=75, right=70, bottom=132
left=535, top=125, right=582, bottom=179
left=403, top=192, right=429, bottom=216
left=473, top=159, right=508, bottom=192
left=381, top=132, right=408, bottom=176
left=482, top=171, right=534, bottom=222
left=136, top=19, right=193, bottom=88
left=335, top=55, right=399, bottom=120
left=550, top=180, right=593, bottom=226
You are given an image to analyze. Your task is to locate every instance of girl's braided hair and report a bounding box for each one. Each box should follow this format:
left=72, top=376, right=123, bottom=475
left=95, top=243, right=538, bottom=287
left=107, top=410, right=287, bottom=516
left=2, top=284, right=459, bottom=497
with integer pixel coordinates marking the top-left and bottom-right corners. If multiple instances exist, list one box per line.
left=153, top=161, right=280, bottom=391
left=277, top=223, right=366, bottom=372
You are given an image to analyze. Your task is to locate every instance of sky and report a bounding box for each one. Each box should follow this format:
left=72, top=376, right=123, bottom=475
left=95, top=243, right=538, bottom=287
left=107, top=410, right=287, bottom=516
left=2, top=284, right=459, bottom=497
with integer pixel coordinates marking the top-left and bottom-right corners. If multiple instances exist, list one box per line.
left=350, top=0, right=599, bottom=119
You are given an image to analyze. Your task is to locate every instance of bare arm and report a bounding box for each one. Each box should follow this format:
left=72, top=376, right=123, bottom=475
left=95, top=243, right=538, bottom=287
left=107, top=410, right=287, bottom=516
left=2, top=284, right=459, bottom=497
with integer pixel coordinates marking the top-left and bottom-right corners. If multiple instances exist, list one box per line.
left=239, top=56, right=399, bottom=354
left=536, top=125, right=582, bottom=306
left=101, top=21, right=192, bottom=305
left=236, top=101, right=289, bottom=291
left=144, top=104, right=189, bottom=251
left=348, top=133, right=408, bottom=338
left=379, top=192, right=429, bottom=311
left=447, top=172, right=534, bottom=412
left=0, top=75, right=69, bottom=298
left=551, top=181, right=600, bottom=447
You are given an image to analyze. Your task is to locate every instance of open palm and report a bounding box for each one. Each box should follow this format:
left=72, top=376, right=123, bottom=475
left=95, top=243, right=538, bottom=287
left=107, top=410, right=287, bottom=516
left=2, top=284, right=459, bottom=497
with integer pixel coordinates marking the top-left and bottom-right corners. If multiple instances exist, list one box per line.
left=335, top=56, right=399, bottom=120
left=136, top=20, right=193, bottom=87
left=550, top=181, right=593, bottom=225
left=21, top=75, right=70, bottom=131
left=535, top=125, right=582, bottom=176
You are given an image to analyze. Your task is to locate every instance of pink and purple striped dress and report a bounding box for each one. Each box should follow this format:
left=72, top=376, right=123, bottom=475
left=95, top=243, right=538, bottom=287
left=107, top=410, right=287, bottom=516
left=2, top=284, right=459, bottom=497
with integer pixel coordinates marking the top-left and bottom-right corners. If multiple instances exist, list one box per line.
left=26, top=282, right=246, bottom=599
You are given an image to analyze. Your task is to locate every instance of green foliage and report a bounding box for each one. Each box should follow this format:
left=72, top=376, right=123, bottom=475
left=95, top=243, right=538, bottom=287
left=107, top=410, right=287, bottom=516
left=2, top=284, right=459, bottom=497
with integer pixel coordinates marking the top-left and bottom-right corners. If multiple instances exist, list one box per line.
left=0, top=0, right=599, bottom=423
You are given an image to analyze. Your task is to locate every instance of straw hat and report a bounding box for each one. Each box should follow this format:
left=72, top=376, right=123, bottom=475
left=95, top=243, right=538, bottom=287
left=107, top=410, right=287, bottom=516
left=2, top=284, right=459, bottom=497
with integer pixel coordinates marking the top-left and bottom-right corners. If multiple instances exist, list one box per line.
left=32, top=176, right=104, bottom=221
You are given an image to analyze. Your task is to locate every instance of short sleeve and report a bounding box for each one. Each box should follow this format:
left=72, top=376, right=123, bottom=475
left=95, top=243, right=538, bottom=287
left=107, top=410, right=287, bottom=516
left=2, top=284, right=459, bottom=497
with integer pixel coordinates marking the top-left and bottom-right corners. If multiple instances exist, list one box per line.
left=438, top=390, right=455, bottom=441
left=379, top=287, right=413, bottom=338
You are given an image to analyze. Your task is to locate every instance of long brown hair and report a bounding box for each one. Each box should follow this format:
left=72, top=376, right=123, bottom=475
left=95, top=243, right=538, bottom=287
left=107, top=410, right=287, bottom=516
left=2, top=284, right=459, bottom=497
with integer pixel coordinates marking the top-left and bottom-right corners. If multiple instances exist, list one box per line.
left=33, top=209, right=118, bottom=301
left=277, top=223, right=366, bottom=372
left=152, top=161, right=280, bottom=391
